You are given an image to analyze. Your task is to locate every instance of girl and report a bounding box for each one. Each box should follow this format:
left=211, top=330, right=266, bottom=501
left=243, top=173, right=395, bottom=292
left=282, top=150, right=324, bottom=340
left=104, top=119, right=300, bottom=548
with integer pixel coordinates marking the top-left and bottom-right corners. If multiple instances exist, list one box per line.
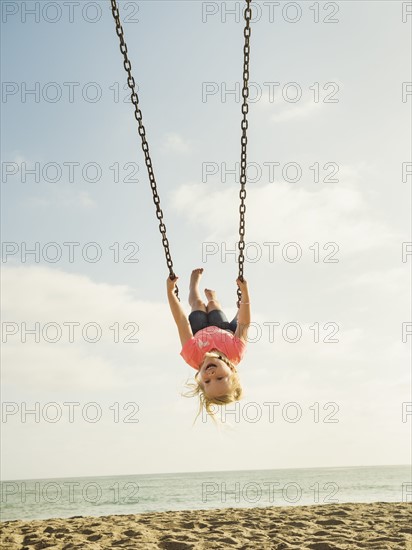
left=167, top=268, right=250, bottom=416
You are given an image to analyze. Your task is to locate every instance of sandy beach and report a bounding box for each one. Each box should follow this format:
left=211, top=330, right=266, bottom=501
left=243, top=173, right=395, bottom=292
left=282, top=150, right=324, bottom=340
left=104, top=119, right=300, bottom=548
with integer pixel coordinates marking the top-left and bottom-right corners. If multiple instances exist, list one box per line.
left=1, top=502, right=411, bottom=549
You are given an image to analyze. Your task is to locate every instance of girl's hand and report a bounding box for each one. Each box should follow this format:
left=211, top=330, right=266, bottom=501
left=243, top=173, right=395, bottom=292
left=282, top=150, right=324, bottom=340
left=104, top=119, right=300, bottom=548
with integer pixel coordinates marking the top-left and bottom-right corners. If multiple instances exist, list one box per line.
left=167, top=275, right=179, bottom=292
left=236, top=277, right=248, bottom=290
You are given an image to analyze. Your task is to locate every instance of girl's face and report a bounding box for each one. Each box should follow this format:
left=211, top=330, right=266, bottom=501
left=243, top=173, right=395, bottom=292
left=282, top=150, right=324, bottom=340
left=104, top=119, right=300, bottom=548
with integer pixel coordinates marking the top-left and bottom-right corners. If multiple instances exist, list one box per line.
left=198, top=356, right=234, bottom=398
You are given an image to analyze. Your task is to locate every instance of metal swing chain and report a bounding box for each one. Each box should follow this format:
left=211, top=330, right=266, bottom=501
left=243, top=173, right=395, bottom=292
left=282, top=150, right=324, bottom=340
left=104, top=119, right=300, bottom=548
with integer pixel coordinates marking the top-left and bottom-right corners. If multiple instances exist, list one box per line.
left=110, top=0, right=179, bottom=301
left=237, top=0, right=252, bottom=308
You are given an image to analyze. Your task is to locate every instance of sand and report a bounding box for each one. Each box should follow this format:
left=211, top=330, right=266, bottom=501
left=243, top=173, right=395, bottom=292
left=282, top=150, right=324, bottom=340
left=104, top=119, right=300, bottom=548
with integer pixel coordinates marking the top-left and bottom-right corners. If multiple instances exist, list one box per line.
left=1, top=502, right=411, bottom=549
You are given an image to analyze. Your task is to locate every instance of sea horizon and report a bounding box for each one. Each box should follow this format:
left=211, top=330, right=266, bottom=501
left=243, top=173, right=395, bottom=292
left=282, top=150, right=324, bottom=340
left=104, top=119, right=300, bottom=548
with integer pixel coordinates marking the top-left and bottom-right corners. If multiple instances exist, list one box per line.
left=1, top=462, right=409, bottom=483
left=1, top=464, right=410, bottom=522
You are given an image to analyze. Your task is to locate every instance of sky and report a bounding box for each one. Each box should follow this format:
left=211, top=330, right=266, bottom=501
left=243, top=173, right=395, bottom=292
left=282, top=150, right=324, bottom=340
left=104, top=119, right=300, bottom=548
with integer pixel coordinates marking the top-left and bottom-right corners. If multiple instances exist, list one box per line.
left=1, top=1, right=411, bottom=481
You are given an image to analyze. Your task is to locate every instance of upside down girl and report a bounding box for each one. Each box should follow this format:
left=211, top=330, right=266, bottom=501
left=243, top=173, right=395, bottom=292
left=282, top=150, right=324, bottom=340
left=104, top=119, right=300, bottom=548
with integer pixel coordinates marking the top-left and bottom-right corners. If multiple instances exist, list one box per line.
left=167, top=268, right=251, bottom=417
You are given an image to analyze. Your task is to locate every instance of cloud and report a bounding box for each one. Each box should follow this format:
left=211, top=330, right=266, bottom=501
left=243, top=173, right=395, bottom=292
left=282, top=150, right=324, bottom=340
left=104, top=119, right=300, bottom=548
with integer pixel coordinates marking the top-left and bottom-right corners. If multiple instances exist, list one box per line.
left=161, top=132, right=192, bottom=154
left=1, top=262, right=409, bottom=479
left=270, top=98, right=323, bottom=123
left=253, top=81, right=343, bottom=123
left=169, top=163, right=399, bottom=255
left=332, top=267, right=409, bottom=293
left=1, top=265, right=176, bottom=394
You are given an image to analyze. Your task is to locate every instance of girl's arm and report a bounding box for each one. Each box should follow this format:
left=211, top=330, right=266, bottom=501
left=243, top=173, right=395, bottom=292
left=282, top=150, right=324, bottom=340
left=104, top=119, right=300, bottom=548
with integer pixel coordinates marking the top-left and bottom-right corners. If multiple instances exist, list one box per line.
left=167, top=276, right=193, bottom=347
left=235, top=278, right=251, bottom=343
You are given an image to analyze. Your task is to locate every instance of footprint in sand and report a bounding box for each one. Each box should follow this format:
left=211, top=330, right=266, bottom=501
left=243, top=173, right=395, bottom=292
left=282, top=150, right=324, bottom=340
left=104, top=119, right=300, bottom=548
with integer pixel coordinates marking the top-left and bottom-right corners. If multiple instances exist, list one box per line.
left=316, top=518, right=345, bottom=526
left=87, top=534, right=102, bottom=542
left=287, top=521, right=308, bottom=528
left=326, top=510, right=348, bottom=517
left=179, top=522, right=196, bottom=529
left=308, top=543, right=343, bottom=550
left=23, top=535, right=41, bottom=546
left=122, top=529, right=142, bottom=537
left=158, top=541, right=194, bottom=550
left=241, top=521, right=256, bottom=528
left=218, top=537, right=239, bottom=544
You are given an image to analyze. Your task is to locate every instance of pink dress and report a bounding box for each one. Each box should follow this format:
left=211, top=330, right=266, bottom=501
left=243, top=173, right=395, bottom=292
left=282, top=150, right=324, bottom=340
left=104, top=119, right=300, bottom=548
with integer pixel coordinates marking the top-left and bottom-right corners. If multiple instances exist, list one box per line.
left=180, top=326, right=246, bottom=370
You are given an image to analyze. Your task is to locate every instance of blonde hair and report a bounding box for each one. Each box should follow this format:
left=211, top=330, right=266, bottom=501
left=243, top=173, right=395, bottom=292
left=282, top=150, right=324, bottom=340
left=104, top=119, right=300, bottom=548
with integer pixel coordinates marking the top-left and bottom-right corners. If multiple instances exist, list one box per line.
left=183, top=351, right=243, bottom=422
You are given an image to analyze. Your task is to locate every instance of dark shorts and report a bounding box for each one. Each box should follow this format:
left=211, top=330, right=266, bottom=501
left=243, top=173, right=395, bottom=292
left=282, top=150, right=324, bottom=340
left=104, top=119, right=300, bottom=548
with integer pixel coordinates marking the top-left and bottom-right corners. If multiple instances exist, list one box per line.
left=189, top=309, right=238, bottom=336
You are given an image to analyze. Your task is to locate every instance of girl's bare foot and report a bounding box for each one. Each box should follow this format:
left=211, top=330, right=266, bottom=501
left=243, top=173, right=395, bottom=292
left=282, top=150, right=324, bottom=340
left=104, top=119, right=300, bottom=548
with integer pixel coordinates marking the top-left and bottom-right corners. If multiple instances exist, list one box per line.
left=204, top=288, right=216, bottom=302
left=189, top=268, right=206, bottom=312
left=190, top=268, right=204, bottom=289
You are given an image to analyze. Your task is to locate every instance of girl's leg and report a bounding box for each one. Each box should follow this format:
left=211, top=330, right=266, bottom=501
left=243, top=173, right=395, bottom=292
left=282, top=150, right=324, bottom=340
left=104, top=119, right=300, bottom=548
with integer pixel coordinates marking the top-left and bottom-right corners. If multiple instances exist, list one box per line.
left=205, top=289, right=222, bottom=313
left=228, top=311, right=239, bottom=333
left=206, top=289, right=235, bottom=333
left=189, top=268, right=207, bottom=313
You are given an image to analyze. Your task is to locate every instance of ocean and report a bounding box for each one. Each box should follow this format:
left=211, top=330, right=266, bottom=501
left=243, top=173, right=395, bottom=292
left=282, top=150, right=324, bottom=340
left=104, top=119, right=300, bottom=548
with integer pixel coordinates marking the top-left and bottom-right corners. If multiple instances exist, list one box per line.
left=1, top=465, right=410, bottom=522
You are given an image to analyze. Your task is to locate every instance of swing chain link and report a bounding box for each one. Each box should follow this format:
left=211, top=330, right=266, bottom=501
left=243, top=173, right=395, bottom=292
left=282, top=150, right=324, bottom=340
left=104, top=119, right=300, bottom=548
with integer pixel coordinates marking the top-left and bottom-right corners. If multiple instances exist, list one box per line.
left=110, top=0, right=179, bottom=301
left=237, top=0, right=252, bottom=308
